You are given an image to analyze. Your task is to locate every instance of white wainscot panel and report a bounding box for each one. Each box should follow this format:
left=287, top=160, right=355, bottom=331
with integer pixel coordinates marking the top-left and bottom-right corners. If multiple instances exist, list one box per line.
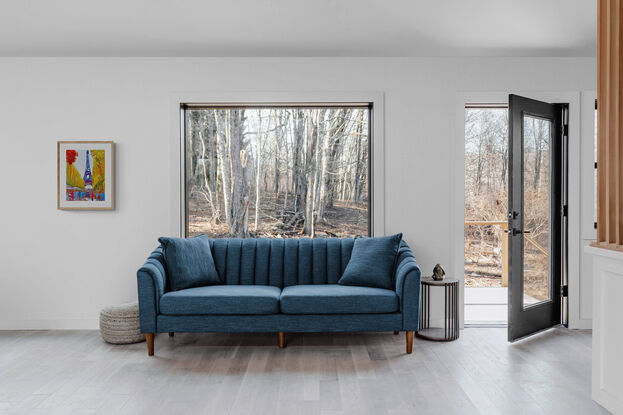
left=586, top=245, right=623, bottom=414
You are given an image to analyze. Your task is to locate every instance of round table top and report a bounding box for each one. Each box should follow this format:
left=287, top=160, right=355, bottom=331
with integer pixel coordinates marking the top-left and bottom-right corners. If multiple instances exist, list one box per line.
left=421, top=276, right=459, bottom=286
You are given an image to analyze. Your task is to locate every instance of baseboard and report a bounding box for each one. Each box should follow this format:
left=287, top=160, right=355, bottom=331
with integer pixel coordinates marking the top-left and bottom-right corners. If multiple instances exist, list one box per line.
left=569, top=318, right=592, bottom=330
left=0, top=318, right=99, bottom=330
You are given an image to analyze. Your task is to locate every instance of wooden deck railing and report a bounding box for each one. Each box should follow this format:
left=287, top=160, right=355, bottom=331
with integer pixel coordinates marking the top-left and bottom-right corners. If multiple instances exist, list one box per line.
left=465, top=221, right=508, bottom=287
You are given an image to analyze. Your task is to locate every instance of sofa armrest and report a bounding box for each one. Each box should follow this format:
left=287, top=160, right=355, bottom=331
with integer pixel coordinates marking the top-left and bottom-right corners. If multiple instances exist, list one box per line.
left=136, top=246, right=167, bottom=333
left=394, top=241, right=422, bottom=331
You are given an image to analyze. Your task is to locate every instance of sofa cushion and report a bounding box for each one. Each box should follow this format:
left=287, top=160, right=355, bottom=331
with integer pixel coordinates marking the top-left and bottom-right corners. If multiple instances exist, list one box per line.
left=280, top=284, right=399, bottom=314
left=158, top=235, right=221, bottom=291
left=338, top=233, right=402, bottom=290
left=160, top=285, right=281, bottom=315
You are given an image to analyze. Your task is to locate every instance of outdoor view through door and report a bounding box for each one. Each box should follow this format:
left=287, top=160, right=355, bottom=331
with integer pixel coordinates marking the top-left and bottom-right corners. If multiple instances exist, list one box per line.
left=183, top=105, right=371, bottom=238
left=464, top=105, right=510, bottom=325
left=521, top=115, right=552, bottom=306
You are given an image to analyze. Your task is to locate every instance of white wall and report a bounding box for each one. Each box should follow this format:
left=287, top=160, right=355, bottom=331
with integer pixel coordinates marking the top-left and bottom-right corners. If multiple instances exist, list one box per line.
left=0, top=57, right=595, bottom=329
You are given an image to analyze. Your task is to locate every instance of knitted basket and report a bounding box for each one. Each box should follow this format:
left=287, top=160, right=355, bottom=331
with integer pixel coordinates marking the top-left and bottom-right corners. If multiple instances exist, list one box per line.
left=99, top=301, right=145, bottom=344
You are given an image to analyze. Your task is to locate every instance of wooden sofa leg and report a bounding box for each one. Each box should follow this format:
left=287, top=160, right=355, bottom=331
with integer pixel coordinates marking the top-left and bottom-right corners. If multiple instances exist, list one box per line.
left=394, top=331, right=399, bottom=335
left=169, top=332, right=174, bottom=337
left=406, top=331, right=414, bottom=354
left=278, top=332, right=285, bottom=348
left=146, top=333, right=154, bottom=356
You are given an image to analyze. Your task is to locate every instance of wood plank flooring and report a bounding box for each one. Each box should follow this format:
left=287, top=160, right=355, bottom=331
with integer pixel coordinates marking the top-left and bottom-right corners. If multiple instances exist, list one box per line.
left=0, top=328, right=610, bottom=414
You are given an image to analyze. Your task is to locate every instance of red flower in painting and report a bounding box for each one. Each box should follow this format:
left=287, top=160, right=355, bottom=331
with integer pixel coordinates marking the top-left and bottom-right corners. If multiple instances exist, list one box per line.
left=66, top=149, right=78, bottom=165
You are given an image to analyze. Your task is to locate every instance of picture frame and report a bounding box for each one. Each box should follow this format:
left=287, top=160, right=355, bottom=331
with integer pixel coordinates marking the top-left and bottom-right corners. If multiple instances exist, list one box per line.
left=57, top=141, right=115, bottom=210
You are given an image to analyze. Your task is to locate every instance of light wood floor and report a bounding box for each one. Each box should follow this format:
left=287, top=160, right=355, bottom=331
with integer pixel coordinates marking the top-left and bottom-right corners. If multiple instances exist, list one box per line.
left=0, top=327, right=609, bottom=415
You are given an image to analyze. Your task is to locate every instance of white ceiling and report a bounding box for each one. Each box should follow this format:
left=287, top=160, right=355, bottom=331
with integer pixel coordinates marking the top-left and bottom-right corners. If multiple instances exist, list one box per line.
left=0, top=0, right=596, bottom=57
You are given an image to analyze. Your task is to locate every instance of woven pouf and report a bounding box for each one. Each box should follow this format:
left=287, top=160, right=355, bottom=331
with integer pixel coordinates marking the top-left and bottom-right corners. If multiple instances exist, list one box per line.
left=99, top=301, right=145, bottom=344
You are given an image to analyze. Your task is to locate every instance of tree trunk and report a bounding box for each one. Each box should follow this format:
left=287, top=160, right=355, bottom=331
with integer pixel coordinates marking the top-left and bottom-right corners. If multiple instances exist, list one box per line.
left=283, top=115, right=290, bottom=215
left=208, top=116, right=220, bottom=221
left=316, top=109, right=332, bottom=221
left=325, top=116, right=345, bottom=208
left=198, top=129, right=218, bottom=221
left=533, top=119, right=543, bottom=191
left=272, top=110, right=281, bottom=197
left=304, top=110, right=320, bottom=235
left=214, top=111, right=233, bottom=229
left=292, top=110, right=306, bottom=214
left=353, top=110, right=364, bottom=203
left=254, top=112, right=263, bottom=233
left=228, top=109, right=250, bottom=237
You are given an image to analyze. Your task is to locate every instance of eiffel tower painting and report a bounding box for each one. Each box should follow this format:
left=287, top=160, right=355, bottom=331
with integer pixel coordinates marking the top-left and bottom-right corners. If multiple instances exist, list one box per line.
left=60, top=141, right=114, bottom=210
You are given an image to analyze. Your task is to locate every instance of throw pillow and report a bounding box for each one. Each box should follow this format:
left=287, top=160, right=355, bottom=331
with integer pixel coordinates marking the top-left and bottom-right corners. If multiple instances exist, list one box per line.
left=158, top=234, right=221, bottom=291
left=338, top=233, right=403, bottom=290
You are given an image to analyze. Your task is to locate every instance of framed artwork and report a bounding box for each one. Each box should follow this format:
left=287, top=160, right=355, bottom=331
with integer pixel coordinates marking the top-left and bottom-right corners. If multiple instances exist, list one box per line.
left=57, top=141, right=115, bottom=210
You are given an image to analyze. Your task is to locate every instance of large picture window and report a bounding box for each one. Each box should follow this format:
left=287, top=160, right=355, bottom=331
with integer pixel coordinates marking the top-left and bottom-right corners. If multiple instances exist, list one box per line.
left=183, top=105, right=371, bottom=238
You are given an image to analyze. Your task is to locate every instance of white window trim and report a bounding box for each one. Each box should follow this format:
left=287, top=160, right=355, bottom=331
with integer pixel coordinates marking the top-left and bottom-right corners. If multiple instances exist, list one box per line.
left=169, top=91, right=385, bottom=238
left=580, top=90, right=597, bottom=241
left=579, top=90, right=597, bottom=328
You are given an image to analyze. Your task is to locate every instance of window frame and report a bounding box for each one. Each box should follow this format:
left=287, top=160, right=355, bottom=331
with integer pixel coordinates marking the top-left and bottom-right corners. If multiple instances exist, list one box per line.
left=179, top=102, right=375, bottom=238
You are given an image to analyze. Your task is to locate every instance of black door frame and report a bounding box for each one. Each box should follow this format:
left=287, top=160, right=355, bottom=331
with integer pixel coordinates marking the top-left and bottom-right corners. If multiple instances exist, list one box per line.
left=507, top=94, right=567, bottom=342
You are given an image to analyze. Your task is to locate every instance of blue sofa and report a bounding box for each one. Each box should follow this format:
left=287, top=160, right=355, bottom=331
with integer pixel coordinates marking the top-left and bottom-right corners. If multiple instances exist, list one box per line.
left=137, top=237, right=421, bottom=355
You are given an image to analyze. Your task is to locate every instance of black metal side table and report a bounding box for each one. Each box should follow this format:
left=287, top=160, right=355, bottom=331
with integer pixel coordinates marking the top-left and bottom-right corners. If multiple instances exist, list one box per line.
left=417, top=277, right=459, bottom=341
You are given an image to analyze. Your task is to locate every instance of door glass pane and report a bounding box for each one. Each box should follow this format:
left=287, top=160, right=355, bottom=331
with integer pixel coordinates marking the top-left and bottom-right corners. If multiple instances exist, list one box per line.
left=523, top=116, right=551, bottom=307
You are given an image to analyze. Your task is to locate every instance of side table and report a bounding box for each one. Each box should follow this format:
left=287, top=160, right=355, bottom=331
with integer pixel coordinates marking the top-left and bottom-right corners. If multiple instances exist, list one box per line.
left=416, top=277, right=459, bottom=341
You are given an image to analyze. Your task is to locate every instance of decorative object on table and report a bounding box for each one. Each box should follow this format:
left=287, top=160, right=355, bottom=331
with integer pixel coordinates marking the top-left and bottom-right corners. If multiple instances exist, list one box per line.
left=431, top=264, right=445, bottom=281
left=99, top=301, right=145, bottom=344
left=57, top=141, right=115, bottom=210
left=417, top=277, right=459, bottom=341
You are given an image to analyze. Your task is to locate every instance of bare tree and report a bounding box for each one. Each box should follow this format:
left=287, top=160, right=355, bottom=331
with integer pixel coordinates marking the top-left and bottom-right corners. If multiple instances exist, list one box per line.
left=303, top=109, right=320, bottom=235
left=213, top=110, right=233, bottom=229
left=254, top=111, right=263, bottom=232
left=228, top=109, right=250, bottom=237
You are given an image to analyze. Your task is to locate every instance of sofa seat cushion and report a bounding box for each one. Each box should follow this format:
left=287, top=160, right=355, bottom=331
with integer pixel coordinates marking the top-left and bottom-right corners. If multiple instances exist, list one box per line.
left=160, top=285, right=281, bottom=315
left=280, top=284, right=398, bottom=315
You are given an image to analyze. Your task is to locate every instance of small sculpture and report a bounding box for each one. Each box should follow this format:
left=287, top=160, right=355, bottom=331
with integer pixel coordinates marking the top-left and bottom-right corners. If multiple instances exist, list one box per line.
left=431, top=264, right=445, bottom=281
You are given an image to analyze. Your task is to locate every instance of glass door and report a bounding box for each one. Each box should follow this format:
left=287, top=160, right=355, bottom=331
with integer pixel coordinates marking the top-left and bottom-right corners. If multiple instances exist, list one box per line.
left=507, top=94, right=566, bottom=342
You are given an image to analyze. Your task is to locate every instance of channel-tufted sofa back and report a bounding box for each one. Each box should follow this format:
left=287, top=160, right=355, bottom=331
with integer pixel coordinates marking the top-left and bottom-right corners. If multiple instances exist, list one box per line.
left=209, top=238, right=355, bottom=288
left=148, top=237, right=412, bottom=292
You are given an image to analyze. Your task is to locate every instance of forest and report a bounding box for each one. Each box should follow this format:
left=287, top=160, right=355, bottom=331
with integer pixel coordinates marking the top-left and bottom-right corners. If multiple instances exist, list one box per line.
left=185, top=107, right=369, bottom=239
left=465, top=108, right=551, bottom=300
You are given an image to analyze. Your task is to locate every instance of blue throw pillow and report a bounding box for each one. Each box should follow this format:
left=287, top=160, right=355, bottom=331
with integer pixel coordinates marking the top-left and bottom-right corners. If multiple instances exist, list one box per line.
left=158, top=234, right=221, bottom=291
left=338, top=233, right=403, bottom=290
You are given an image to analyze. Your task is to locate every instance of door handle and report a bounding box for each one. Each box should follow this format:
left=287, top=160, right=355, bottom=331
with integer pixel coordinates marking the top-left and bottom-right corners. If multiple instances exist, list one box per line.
left=504, top=228, right=531, bottom=236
